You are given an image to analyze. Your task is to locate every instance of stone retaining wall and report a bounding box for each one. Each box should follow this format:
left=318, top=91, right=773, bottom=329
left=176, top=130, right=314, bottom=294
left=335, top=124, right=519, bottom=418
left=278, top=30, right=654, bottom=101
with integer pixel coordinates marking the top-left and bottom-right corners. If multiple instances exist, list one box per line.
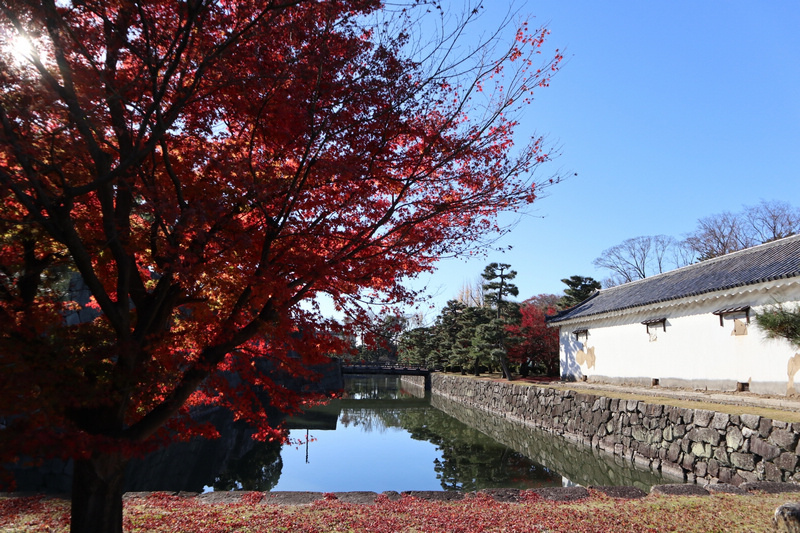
left=431, top=373, right=800, bottom=486
left=431, top=394, right=668, bottom=489
left=400, top=375, right=426, bottom=394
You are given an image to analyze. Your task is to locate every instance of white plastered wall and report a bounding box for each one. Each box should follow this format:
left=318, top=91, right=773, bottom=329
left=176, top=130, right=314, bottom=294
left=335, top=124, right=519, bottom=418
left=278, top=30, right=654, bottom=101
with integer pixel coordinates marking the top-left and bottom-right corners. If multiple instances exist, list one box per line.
left=558, top=280, right=800, bottom=395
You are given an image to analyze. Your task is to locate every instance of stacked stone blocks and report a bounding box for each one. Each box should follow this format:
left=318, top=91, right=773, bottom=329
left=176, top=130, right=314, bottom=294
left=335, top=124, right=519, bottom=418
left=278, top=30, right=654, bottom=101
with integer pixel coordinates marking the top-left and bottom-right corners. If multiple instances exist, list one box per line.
left=429, top=374, right=800, bottom=486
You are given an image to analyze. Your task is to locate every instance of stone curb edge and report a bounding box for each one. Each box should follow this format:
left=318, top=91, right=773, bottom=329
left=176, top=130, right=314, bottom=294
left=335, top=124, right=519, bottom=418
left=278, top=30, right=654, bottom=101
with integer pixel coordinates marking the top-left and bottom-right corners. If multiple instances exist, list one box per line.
left=124, top=480, right=800, bottom=504
left=7, top=481, right=797, bottom=506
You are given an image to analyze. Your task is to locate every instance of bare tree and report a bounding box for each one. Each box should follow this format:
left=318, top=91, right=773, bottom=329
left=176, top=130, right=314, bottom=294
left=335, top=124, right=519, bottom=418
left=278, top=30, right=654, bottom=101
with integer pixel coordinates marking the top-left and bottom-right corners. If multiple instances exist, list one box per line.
left=651, top=234, right=684, bottom=273
left=595, top=201, right=800, bottom=286
left=743, top=200, right=800, bottom=243
left=599, top=275, right=623, bottom=289
left=683, top=200, right=800, bottom=260
left=670, top=239, right=697, bottom=270
left=683, top=211, right=754, bottom=261
left=525, top=293, right=562, bottom=311
left=593, top=235, right=682, bottom=284
left=592, top=237, right=649, bottom=283
left=456, top=277, right=486, bottom=307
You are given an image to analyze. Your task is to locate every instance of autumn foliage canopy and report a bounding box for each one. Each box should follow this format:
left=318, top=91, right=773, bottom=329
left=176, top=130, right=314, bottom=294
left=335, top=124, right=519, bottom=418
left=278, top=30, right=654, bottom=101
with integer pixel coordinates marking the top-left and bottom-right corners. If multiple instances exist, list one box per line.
left=506, top=299, right=560, bottom=376
left=0, top=0, right=561, bottom=499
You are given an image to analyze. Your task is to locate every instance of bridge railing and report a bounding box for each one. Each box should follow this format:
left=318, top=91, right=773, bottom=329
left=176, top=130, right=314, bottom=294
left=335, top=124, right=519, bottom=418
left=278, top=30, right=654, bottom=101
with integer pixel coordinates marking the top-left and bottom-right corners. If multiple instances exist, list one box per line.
left=342, top=362, right=431, bottom=372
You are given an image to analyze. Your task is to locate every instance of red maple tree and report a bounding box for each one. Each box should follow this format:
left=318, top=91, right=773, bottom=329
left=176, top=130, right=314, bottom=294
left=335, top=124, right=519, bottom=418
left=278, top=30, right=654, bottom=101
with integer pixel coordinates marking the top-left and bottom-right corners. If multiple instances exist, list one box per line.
left=0, top=1, right=561, bottom=530
left=507, top=297, right=561, bottom=377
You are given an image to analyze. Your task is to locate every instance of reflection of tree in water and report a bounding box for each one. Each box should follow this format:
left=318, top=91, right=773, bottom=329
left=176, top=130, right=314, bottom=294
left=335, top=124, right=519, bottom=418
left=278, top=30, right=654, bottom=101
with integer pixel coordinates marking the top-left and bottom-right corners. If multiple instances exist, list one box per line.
left=336, top=376, right=420, bottom=431
left=339, top=407, right=404, bottom=433
left=342, top=375, right=415, bottom=400
left=399, top=408, right=560, bottom=491
left=297, top=376, right=560, bottom=491
left=124, top=413, right=286, bottom=493
left=211, top=438, right=284, bottom=492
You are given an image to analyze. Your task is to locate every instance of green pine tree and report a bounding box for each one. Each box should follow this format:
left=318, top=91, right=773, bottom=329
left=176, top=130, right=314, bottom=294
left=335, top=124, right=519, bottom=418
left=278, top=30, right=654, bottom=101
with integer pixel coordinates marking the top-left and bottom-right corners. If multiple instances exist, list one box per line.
left=756, top=304, right=800, bottom=347
left=481, top=263, right=519, bottom=380
left=558, top=275, right=601, bottom=309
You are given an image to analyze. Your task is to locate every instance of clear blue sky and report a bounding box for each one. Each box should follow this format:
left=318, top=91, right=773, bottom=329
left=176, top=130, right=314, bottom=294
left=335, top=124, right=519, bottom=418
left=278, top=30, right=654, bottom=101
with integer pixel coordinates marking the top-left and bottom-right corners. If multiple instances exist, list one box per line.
left=401, top=0, right=800, bottom=320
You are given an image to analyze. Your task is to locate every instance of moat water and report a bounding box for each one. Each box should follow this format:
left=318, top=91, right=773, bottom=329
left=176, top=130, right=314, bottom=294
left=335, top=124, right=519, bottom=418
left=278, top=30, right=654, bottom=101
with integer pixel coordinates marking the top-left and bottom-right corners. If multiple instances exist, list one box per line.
left=270, top=375, right=563, bottom=492
left=13, top=375, right=673, bottom=493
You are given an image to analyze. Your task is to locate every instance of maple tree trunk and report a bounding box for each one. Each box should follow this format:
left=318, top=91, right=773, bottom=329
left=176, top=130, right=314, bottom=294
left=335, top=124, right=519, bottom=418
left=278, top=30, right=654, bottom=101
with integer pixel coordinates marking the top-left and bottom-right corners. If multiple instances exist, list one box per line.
left=70, top=453, right=128, bottom=533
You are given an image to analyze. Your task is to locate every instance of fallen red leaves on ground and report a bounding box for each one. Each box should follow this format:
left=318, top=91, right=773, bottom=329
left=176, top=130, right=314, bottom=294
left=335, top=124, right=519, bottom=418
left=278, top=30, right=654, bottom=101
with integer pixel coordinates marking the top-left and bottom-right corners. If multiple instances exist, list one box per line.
left=1, top=489, right=793, bottom=532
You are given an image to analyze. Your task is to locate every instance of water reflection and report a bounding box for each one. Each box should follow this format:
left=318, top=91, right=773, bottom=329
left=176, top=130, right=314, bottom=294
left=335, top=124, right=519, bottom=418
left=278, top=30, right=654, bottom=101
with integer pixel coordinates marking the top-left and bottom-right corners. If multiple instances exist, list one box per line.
left=15, top=375, right=673, bottom=493
left=128, top=375, right=670, bottom=492
left=210, top=439, right=283, bottom=492
left=124, top=409, right=285, bottom=493
left=397, top=407, right=560, bottom=490
left=431, top=394, right=671, bottom=490
left=271, top=376, right=561, bottom=492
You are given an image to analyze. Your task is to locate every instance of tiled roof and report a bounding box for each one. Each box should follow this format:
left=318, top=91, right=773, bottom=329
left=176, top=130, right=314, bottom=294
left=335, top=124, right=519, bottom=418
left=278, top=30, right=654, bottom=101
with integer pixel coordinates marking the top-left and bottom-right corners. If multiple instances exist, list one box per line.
left=548, top=234, right=800, bottom=324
